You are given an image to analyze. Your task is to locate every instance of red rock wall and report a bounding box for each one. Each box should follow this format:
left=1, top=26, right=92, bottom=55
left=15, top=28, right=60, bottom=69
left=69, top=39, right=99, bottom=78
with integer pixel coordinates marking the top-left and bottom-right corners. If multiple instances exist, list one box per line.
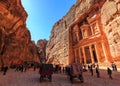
left=46, top=0, right=120, bottom=66
left=101, top=0, right=120, bottom=61
left=37, top=39, right=48, bottom=63
left=0, top=0, right=39, bottom=66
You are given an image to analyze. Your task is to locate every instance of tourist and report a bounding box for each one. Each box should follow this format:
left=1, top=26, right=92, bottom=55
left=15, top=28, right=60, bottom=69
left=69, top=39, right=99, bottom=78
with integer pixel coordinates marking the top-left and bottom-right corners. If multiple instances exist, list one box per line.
left=58, top=65, right=61, bottom=73
left=96, top=67, right=100, bottom=78
left=79, top=63, right=84, bottom=83
left=111, top=63, right=117, bottom=71
left=114, top=64, right=117, bottom=71
left=66, top=66, right=71, bottom=76
left=111, top=63, right=115, bottom=71
left=96, top=63, right=99, bottom=69
left=88, top=64, right=91, bottom=72
left=21, top=64, right=24, bottom=72
left=90, top=65, right=93, bottom=76
left=107, top=67, right=113, bottom=79
left=62, top=67, right=65, bottom=73
left=82, top=64, right=87, bottom=72
left=3, top=66, right=8, bottom=75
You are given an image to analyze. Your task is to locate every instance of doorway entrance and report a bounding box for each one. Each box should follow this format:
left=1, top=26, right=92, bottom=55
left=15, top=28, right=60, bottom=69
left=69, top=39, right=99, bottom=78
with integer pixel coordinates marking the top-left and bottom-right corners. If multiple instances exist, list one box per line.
left=92, top=45, right=98, bottom=62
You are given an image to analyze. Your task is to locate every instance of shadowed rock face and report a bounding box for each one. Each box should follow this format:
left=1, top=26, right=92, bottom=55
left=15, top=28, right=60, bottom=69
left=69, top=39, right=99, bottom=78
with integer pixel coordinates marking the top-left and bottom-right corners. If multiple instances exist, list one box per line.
left=46, top=0, right=120, bottom=66
left=0, top=0, right=39, bottom=66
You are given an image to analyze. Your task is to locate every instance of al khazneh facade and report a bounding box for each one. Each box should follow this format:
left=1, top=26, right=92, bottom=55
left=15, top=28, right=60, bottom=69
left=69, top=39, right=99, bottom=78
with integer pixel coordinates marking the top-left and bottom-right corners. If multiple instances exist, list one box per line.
left=69, top=0, right=120, bottom=66
left=47, top=0, right=120, bottom=67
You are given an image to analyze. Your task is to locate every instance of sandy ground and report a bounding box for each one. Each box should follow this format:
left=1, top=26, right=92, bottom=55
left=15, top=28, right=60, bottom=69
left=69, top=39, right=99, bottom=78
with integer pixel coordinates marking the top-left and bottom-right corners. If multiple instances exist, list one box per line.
left=0, top=68, right=120, bottom=86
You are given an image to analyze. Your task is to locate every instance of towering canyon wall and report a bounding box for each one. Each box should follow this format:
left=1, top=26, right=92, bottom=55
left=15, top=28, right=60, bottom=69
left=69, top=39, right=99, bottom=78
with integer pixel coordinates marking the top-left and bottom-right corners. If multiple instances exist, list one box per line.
left=37, top=39, right=48, bottom=63
left=101, top=0, right=120, bottom=61
left=46, top=5, right=76, bottom=66
left=46, top=0, right=120, bottom=66
left=0, top=0, right=39, bottom=66
left=46, top=0, right=95, bottom=66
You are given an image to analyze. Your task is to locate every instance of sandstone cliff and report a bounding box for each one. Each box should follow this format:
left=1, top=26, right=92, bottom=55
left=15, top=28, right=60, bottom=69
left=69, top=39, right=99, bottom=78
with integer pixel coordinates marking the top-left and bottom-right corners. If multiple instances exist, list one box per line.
left=101, top=0, right=120, bottom=61
left=0, top=0, right=39, bottom=66
left=46, top=0, right=98, bottom=66
left=36, top=39, right=48, bottom=63
left=46, top=0, right=120, bottom=66
left=46, top=5, right=76, bottom=66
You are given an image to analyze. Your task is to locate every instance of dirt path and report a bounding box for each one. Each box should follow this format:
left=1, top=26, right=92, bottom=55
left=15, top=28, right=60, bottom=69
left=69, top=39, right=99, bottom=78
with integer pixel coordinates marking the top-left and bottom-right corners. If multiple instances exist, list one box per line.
left=0, top=69, right=120, bottom=86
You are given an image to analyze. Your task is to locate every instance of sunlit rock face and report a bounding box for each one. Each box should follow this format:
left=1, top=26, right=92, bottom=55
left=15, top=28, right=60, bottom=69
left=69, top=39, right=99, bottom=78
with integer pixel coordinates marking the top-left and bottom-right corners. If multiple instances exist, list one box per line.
left=46, top=5, right=76, bottom=66
left=101, top=0, right=120, bottom=61
left=0, top=0, right=39, bottom=66
left=47, top=0, right=120, bottom=66
left=36, top=39, right=48, bottom=63
left=46, top=0, right=98, bottom=66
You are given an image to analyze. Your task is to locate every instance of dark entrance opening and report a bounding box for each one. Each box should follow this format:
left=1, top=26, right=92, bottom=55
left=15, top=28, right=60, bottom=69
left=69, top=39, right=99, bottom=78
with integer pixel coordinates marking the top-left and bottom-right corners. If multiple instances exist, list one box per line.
left=82, top=57, right=84, bottom=64
left=92, top=45, right=98, bottom=63
left=93, top=50, right=98, bottom=62
left=85, top=46, right=92, bottom=64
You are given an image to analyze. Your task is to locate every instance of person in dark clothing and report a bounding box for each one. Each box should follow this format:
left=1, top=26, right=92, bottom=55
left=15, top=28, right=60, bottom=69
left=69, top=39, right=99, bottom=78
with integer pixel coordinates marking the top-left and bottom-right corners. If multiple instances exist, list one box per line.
left=107, top=67, right=112, bottom=79
left=67, top=66, right=71, bottom=76
left=88, top=65, right=90, bottom=72
left=96, top=67, right=100, bottom=78
left=62, top=67, right=65, bottom=73
left=111, top=63, right=115, bottom=71
left=90, top=65, right=93, bottom=76
left=55, top=65, right=59, bottom=73
left=21, top=65, right=24, bottom=72
left=3, top=66, right=8, bottom=75
left=114, top=65, right=117, bottom=71
left=111, top=63, right=117, bottom=71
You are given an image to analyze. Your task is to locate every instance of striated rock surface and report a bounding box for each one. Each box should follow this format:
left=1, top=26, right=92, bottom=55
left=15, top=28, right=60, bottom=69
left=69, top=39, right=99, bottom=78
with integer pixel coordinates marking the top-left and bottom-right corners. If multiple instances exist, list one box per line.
left=46, top=5, right=76, bottom=66
left=36, top=39, right=48, bottom=63
left=46, top=0, right=98, bottom=66
left=101, top=0, right=120, bottom=61
left=46, top=0, right=120, bottom=66
left=0, top=0, right=39, bottom=66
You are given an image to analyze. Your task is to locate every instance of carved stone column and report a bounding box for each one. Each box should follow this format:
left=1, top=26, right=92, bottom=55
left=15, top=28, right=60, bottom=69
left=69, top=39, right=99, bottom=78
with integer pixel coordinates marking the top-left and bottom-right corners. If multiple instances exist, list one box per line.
left=94, top=43, right=101, bottom=63
left=79, top=48, right=83, bottom=63
left=89, top=45, right=95, bottom=63
left=101, top=41, right=113, bottom=62
left=82, top=47, right=87, bottom=64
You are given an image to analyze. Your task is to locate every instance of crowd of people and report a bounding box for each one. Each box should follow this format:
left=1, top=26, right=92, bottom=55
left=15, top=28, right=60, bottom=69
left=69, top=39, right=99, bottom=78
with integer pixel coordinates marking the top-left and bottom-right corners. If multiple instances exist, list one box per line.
left=82, top=63, right=118, bottom=80
left=55, top=62, right=118, bottom=81
left=39, top=62, right=118, bottom=81
left=0, top=62, right=118, bottom=83
left=52, top=62, right=117, bottom=83
left=0, top=61, right=40, bottom=75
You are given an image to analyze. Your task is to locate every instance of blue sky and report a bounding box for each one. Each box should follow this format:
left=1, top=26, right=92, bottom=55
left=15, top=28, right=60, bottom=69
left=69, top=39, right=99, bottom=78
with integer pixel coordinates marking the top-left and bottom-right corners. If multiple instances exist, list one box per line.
left=21, top=0, right=76, bottom=43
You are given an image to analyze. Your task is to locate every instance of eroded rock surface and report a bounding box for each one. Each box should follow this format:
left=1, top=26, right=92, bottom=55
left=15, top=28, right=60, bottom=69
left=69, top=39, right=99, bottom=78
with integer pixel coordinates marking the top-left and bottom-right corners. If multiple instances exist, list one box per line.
left=46, top=0, right=120, bottom=66
left=0, top=0, right=39, bottom=66
left=101, top=0, right=120, bottom=61
left=37, top=39, right=48, bottom=63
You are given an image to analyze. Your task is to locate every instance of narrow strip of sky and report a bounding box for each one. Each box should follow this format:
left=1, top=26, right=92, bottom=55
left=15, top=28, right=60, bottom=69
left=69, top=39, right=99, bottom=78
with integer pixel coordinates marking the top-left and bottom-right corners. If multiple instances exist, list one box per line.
left=21, top=0, right=76, bottom=43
